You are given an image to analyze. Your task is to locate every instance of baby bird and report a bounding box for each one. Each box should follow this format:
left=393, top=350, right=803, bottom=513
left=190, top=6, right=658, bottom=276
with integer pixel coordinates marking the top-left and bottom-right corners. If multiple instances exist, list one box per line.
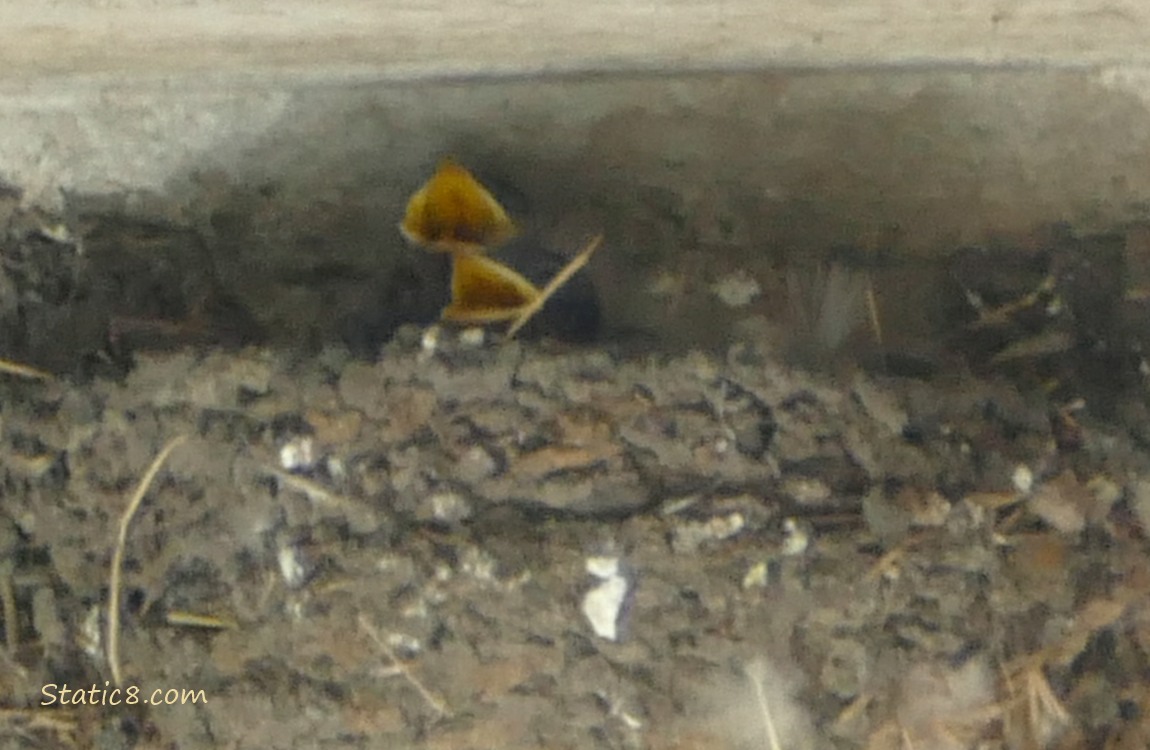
left=400, top=159, right=602, bottom=342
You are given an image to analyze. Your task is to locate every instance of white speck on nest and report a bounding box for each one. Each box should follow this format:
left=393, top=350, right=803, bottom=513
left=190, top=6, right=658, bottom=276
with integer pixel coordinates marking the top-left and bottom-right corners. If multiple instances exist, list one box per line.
left=279, top=436, right=316, bottom=472
left=429, top=491, right=473, bottom=524
left=419, top=325, right=440, bottom=359
left=780, top=517, right=811, bottom=556
left=618, top=710, right=643, bottom=730
left=583, top=576, right=628, bottom=641
left=743, top=560, right=769, bottom=589
left=38, top=222, right=75, bottom=246
left=277, top=545, right=307, bottom=588
left=582, top=556, right=629, bottom=641
left=585, top=555, right=620, bottom=579
left=459, top=545, right=498, bottom=582
left=79, top=605, right=103, bottom=661
left=670, top=512, right=746, bottom=553
left=458, top=327, right=486, bottom=347
left=597, top=689, right=645, bottom=731
left=1012, top=464, right=1034, bottom=495
left=386, top=631, right=423, bottom=657
left=711, top=269, right=762, bottom=308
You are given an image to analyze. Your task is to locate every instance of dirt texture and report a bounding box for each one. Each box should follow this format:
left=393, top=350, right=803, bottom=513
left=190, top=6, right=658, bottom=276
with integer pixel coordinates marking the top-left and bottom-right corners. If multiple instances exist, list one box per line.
left=3, top=198, right=1150, bottom=750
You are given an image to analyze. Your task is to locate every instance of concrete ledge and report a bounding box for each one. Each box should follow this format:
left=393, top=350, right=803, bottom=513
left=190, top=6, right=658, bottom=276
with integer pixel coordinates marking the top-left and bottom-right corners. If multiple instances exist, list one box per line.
left=3, top=0, right=1150, bottom=86
left=6, top=0, right=1150, bottom=213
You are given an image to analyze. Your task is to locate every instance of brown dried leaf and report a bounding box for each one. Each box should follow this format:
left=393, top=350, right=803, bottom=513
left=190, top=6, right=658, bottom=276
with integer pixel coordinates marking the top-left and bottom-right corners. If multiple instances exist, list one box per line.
left=511, top=445, right=616, bottom=480
left=1029, top=470, right=1091, bottom=534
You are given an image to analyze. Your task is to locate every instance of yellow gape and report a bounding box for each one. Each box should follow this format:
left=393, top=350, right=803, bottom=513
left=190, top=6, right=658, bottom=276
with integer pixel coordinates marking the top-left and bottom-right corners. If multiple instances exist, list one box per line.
left=399, top=159, right=517, bottom=252
left=442, top=251, right=540, bottom=324
left=400, top=158, right=602, bottom=337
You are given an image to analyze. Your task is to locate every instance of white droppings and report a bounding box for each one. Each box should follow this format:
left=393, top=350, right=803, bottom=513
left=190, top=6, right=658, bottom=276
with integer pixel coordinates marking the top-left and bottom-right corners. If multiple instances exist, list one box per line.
left=780, top=517, right=810, bottom=556
left=79, top=605, right=103, bottom=662
left=582, top=574, right=628, bottom=642
left=618, top=710, right=643, bottom=730
left=458, top=327, right=486, bottom=347
left=37, top=222, right=75, bottom=246
left=585, top=556, right=620, bottom=579
left=670, top=512, right=746, bottom=553
left=1012, top=464, right=1034, bottom=495
left=742, top=560, right=769, bottom=589
left=419, top=325, right=440, bottom=358
left=459, top=545, right=497, bottom=582
left=582, top=555, right=629, bottom=641
left=428, top=491, right=473, bottom=524
left=386, top=631, right=423, bottom=657
left=277, top=544, right=306, bottom=588
left=279, top=436, right=316, bottom=472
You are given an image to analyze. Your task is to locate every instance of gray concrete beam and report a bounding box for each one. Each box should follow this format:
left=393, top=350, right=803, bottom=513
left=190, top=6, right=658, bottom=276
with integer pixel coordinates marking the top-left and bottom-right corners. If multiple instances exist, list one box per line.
left=3, top=0, right=1150, bottom=84
left=4, top=2, right=1150, bottom=353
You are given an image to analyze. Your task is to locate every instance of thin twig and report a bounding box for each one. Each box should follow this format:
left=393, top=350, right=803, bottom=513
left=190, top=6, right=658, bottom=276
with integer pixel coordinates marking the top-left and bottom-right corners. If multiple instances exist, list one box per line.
left=165, top=610, right=237, bottom=630
left=744, top=663, right=782, bottom=750
left=506, top=235, right=603, bottom=339
left=262, top=466, right=347, bottom=508
left=865, top=274, right=884, bottom=347
left=106, top=434, right=186, bottom=687
left=357, top=614, right=450, bottom=718
left=0, top=358, right=53, bottom=381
